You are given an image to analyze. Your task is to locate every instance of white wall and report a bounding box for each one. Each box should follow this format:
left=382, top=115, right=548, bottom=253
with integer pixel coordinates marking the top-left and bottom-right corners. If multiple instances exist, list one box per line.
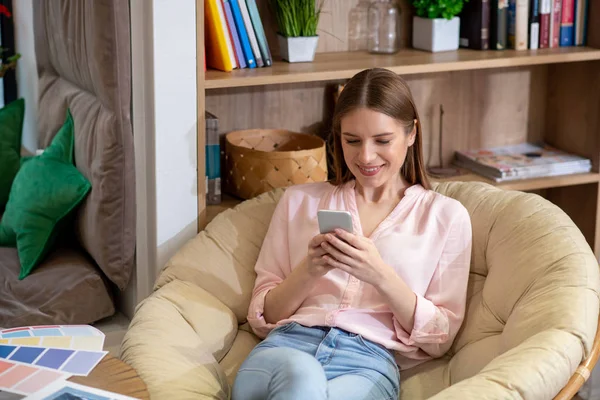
left=152, top=0, right=198, bottom=272
left=130, top=0, right=198, bottom=307
left=13, top=0, right=38, bottom=153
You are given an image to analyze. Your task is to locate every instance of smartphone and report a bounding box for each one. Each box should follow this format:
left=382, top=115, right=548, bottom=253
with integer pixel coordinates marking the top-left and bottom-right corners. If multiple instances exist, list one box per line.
left=317, top=210, right=353, bottom=234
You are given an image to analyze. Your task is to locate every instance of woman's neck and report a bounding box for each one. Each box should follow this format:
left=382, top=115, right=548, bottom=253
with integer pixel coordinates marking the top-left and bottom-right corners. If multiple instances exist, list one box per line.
left=354, top=176, right=410, bottom=204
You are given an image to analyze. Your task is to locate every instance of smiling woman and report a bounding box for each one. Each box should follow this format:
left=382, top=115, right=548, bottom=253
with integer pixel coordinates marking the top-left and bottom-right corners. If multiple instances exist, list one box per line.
left=232, top=68, right=473, bottom=400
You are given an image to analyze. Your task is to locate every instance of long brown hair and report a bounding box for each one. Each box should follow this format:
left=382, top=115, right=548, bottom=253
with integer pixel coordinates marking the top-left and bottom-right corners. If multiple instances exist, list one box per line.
left=330, top=68, right=431, bottom=190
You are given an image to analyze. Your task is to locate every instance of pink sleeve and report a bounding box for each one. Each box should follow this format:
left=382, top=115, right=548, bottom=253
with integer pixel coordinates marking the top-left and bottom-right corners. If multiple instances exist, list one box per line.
left=394, top=206, right=472, bottom=357
left=246, top=190, right=292, bottom=339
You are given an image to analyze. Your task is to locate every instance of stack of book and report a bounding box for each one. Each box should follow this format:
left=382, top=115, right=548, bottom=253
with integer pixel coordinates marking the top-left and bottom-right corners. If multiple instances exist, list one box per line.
left=205, top=0, right=272, bottom=72
left=459, top=0, right=589, bottom=51
left=453, top=142, right=592, bottom=182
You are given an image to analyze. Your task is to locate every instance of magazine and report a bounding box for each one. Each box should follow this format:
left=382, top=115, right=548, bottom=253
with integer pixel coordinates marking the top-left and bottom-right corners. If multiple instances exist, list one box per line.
left=453, top=143, right=592, bottom=182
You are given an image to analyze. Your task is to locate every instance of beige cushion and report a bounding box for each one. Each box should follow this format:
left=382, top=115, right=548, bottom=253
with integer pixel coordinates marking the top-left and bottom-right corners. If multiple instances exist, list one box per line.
left=121, top=181, right=599, bottom=399
left=34, top=0, right=135, bottom=290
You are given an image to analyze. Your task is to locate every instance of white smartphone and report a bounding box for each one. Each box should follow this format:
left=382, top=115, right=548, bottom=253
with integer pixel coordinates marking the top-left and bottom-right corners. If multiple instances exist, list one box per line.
left=317, top=210, right=353, bottom=234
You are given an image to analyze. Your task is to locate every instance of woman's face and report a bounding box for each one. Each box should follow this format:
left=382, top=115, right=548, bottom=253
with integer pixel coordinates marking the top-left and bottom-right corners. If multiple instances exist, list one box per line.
left=340, top=107, right=416, bottom=189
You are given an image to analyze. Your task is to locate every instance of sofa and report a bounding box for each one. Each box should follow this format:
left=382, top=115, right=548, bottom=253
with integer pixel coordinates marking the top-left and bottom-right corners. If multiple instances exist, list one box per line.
left=0, top=0, right=134, bottom=327
left=121, top=181, right=600, bottom=399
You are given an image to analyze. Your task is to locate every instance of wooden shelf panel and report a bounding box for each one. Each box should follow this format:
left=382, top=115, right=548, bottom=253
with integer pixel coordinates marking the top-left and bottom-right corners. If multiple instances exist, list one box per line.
left=205, top=47, right=600, bottom=89
left=205, top=173, right=600, bottom=226
left=435, top=171, right=600, bottom=191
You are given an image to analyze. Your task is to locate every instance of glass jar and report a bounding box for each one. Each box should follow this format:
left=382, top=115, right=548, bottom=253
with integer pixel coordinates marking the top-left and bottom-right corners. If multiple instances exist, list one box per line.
left=348, top=0, right=371, bottom=51
left=368, top=0, right=400, bottom=54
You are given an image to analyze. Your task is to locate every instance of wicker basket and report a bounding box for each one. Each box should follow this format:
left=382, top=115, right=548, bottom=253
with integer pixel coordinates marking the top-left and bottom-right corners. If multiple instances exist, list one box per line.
left=225, top=129, right=328, bottom=199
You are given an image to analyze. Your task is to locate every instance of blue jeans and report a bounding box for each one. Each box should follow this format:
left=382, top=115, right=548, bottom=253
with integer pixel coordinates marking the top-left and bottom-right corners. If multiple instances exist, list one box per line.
left=232, top=322, right=400, bottom=400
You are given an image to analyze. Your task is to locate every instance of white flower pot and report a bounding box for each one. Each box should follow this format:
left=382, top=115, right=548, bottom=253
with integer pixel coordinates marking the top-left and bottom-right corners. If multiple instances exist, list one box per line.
left=277, top=34, right=319, bottom=63
left=412, top=16, right=460, bottom=52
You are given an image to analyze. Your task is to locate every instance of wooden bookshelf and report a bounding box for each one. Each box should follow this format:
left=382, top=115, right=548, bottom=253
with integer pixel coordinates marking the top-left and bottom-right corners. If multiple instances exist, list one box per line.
left=198, top=0, right=600, bottom=258
left=205, top=47, right=600, bottom=89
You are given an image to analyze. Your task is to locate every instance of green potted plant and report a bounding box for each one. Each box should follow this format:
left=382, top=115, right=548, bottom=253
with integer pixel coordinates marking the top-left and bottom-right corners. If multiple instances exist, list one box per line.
left=270, top=0, right=324, bottom=63
left=411, top=0, right=468, bottom=52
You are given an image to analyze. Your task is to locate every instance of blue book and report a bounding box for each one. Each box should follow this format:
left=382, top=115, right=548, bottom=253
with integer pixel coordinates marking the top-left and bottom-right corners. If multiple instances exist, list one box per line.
left=228, top=0, right=256, bottom=68
left=223, top=0, right=246, bottom=68
left=560, top=0, right=575, bottom=46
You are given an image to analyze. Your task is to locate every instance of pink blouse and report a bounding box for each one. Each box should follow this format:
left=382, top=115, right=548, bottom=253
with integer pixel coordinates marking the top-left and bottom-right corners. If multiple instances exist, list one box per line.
left=247, top=181, right=472, bottom=370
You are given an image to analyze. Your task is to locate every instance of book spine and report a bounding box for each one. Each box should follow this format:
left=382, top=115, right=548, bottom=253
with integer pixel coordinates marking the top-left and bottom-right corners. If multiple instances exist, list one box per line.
left=574, top=0, right=588, bottom=45
left=550, top=0, right=563, bottom=48
left=230, top=0, right=256, bottom=68
left=516, top=0, right=530, bottom=50
left=529, top=0, right=540, bottom=49
left=205, top=112, right=221, bottom=205
left=497, top=0, right=509, bottom=49
left=540, top=0, right=552, bottom=48
left=215, top=0, right=237, bottom=68
left=223, top=0, right=246, bottom=68
left=560, top=0, right=575, bottom=46
left=460, top=0, right=491, bottom=50
left=246, top=0, right=272, bottom=66
left=238, top=0, right=264, bottom=67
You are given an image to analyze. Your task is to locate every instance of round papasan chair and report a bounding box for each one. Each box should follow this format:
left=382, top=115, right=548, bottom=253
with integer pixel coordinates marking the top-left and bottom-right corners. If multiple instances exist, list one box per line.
left=120, top=181, right=600, bottom=399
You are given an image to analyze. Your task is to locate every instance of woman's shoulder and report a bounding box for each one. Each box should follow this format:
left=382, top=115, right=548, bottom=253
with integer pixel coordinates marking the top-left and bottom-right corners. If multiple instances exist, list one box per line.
left=419, top=186, right=471, bottom=224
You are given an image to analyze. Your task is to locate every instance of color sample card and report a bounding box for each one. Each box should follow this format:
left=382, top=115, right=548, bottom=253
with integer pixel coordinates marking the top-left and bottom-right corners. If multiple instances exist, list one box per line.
left=0, top=335, right=104, bottom=351
left=0, top=325, right=103, bottom=340
left=24, top=379, right=139, bottom=400
left=0, top=360, right=69, bottom=396
left=0, top=345, right=107, bottom=376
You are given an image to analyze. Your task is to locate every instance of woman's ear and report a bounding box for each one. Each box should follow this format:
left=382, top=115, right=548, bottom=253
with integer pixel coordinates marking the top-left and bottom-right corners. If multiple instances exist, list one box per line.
left=408, top=120, right=417, bottom=147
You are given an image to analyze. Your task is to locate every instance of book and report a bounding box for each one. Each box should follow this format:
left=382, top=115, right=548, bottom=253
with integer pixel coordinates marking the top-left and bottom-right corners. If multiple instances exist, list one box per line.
left=453, top=142, right=592, bottom=182
left=223, top=0, right=247, bottom=68
left=205, top=0, right=235, bottom=71
left=508, top=0, right=530, bottom=50
left=490, top=0, right=509, bottom=50
left=206, top=111, right=221, bottom=205
left=529, top=0, right=540, bottom=49
left=574, top=0, right=589, bottom=45
left=550, top=0, right=563, bottom=48
left=246, top=0, right=272, bottom=66
left=560, top=0, right=575, bottom=46
left=238, top=0, right=264, bottom=67
left=459, top=0, right=491, bottom=50
left=215, top=0, right=237, bottom=69
left=540, top=0, right=552, bottom=48
left=228, top=0, right=257, bottom=68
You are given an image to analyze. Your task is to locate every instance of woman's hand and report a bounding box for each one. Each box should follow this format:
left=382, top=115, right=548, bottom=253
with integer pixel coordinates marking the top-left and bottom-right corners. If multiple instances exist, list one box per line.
left=321, top=229, right=393, bottom=288
left=306, top=233, right=335, bottom=278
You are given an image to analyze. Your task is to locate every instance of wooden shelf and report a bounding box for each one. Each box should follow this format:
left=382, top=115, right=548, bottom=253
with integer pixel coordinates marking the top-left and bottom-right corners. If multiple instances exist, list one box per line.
left=435, top=171, right=600, bottom=191
left=204, top=46, right=600, bottom=89
left=205, top=172, right=600, bottom=226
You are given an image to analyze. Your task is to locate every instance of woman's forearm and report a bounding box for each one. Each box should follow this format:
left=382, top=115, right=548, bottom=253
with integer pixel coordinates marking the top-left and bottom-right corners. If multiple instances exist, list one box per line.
left=263, top=259, right=321, bottom=324
left=376, top=268, right=417, bottom=333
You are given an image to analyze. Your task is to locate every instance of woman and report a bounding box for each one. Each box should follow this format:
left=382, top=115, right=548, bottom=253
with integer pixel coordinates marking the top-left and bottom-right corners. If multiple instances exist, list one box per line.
left=232, top=68, right=472, bottom=400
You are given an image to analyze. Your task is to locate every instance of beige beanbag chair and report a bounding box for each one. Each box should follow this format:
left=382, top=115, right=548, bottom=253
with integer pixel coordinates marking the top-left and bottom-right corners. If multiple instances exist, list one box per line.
left=120, top=181, right=600, bottom=399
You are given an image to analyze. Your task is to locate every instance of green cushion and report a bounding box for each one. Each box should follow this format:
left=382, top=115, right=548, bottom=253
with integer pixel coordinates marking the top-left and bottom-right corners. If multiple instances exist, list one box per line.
left=0, top=98, right=25, bottom=208
left=0, top=109, right=91, bottom=279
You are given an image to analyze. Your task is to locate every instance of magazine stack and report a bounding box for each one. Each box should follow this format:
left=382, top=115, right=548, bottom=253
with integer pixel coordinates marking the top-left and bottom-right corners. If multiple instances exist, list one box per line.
left=453, top=142, right=592, bottom=182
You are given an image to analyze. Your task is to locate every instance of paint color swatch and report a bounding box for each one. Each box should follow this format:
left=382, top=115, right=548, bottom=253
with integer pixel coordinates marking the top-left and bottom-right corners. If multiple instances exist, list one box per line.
left=0, top=345, right=106, bottom=376
left=0, top=325, right=103, bottom=339
left=0, top=360, right=69, bottom=396
left=0, top=335, right=104, bottom=351
left=13, top=369, right=66, bottom=394
left=59, top=351, right=106, bottom=375
left=41, top=336, right=72, bottom=349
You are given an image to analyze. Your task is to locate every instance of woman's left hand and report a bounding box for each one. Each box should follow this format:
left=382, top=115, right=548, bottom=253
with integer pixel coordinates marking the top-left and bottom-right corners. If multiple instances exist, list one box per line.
left=321, top=229, right=392, bottom=288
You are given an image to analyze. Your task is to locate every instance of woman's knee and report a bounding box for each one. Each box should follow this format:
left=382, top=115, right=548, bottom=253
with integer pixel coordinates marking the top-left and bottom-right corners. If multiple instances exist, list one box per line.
left=235, top=347, right=327, bottom=399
